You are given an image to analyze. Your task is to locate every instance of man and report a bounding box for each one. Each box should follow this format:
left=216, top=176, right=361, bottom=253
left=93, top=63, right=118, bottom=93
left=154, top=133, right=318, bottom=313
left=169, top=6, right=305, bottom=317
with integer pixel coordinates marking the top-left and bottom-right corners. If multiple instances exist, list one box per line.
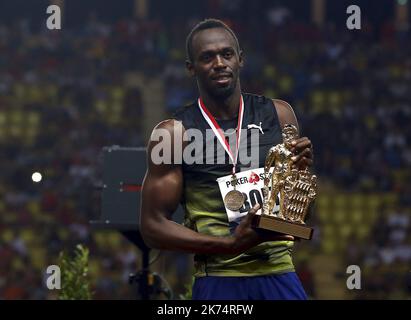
left=141, top=19, right=313, bottom=300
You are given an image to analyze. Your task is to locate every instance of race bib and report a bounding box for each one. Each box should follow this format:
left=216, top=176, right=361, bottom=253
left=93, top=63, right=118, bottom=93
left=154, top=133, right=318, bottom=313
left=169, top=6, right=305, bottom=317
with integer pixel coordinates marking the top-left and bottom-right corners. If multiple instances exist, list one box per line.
left=217, top=167, right=280, bottom=222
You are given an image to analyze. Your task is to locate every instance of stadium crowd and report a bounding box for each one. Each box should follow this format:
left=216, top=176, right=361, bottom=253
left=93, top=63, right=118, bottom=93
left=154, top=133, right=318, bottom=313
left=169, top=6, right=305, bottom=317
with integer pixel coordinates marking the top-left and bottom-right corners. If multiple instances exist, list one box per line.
left=1, top=3, right=410, bottom=299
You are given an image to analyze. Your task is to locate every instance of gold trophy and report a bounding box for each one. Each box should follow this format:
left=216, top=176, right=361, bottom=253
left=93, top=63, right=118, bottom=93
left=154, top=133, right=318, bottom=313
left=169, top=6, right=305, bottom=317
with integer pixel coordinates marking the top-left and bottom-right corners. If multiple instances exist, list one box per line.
left=255, top=124, right=317, bottom=240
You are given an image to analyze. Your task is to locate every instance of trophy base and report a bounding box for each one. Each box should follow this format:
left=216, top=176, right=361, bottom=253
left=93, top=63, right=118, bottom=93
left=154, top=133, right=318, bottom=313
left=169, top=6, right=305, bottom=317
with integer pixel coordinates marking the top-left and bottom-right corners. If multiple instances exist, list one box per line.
left=254, top=215, right=314, bottom=240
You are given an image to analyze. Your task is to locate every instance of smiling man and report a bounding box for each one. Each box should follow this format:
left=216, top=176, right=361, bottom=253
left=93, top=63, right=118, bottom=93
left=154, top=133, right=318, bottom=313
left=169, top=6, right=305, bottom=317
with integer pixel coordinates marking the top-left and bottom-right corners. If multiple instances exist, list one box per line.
left=140, top=19, right=314, bottom=300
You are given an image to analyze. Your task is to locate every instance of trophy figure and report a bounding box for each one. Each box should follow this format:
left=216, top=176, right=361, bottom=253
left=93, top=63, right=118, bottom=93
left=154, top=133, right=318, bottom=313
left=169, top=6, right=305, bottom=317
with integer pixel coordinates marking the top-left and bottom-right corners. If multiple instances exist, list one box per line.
left=255, top=124, right=317, bottom=240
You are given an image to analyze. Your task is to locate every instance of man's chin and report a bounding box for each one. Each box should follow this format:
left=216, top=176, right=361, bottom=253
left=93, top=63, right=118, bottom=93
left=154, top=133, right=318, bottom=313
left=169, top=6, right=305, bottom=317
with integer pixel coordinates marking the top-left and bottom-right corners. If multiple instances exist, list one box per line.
left=210, top=85, right=235, bottom=99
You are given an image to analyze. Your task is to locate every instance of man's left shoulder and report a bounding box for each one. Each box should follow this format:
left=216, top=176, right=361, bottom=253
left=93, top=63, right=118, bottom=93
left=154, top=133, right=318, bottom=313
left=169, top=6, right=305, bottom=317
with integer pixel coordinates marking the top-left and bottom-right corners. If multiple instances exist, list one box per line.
left=271, top=99, right=294, bottom=114
left=271, top=98, right=298, bottom=129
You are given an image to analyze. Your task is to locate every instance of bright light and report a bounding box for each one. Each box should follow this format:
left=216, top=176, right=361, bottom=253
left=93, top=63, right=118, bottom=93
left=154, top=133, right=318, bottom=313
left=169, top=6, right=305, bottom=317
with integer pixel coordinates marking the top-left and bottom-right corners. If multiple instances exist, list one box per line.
left=32, top=172, right=42, bottom=183
left=397, top=0, right=408, bottom=6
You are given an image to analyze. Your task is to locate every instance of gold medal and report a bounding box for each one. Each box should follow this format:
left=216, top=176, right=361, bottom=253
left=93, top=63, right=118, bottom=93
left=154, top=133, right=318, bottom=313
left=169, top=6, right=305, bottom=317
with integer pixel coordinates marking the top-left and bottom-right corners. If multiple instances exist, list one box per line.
left=198, top=96, right=246, bottom=212
left=224, top=174, right=245, bottom=211
left=224, top=189, right=245, bottom=211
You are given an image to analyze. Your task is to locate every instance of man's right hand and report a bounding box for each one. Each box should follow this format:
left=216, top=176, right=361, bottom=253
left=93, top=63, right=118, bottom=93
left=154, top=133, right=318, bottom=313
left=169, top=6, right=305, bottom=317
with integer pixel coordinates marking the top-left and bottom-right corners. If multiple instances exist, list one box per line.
left=229, top=204, right=295, bottom=254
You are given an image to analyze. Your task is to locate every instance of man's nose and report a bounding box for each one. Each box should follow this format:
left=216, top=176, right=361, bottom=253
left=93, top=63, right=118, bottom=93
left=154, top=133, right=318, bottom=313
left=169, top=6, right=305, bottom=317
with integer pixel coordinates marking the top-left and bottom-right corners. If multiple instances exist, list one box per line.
left=213, top=55, right=226, bottom=69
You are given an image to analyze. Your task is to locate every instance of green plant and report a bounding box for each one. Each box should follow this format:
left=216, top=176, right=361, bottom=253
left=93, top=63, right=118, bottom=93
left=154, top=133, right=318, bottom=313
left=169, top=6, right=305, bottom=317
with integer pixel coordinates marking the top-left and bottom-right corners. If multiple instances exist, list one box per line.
left=178, top=277, right=194, bottom=300
left=58, top=244, right=93, bottom=300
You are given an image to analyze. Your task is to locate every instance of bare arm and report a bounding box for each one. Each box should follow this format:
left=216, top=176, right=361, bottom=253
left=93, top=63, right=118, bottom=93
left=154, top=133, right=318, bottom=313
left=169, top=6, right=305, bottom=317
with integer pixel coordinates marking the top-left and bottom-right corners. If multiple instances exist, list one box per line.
left=273, top=99, right=300, bottom=132
left=273, top=99, right=314, bottom=169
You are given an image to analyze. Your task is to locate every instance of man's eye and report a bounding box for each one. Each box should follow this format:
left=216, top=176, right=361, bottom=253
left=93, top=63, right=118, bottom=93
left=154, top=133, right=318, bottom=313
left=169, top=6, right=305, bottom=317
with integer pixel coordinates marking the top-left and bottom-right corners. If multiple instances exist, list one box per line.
left=202, top=54, right=212, bottom=62
left=223, top=51, right=234, bottom=58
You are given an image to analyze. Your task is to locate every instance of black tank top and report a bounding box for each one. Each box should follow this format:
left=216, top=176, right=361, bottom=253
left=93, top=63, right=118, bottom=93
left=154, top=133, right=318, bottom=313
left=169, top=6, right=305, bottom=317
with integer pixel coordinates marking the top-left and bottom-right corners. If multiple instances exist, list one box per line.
left=172, top=93, right=295, bottom=277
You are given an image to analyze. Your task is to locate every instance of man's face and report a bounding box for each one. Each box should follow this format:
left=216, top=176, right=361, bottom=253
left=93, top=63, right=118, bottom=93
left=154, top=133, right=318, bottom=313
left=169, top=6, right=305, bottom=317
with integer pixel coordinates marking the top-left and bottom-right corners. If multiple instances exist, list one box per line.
left=187, top=28, right=243, bottom=99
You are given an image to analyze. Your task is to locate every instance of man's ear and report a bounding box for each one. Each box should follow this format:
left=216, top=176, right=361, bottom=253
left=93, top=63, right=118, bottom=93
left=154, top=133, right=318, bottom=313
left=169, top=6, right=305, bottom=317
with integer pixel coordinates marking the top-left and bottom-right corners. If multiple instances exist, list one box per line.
left=186, top=60, right=195, bottom=77
left=239, top=50, right=244, bottom=68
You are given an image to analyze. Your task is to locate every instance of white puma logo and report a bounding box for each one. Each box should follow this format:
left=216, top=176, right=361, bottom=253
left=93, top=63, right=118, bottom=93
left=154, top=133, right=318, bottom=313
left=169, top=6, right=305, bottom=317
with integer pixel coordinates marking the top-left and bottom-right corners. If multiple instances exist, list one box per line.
left=247, top=122, right=264, bottom=134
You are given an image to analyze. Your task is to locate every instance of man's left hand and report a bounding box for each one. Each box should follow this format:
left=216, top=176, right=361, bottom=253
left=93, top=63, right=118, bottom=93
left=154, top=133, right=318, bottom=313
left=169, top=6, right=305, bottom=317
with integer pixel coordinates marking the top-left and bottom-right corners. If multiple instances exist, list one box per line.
left=290, top=137, right=314, bottom=170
